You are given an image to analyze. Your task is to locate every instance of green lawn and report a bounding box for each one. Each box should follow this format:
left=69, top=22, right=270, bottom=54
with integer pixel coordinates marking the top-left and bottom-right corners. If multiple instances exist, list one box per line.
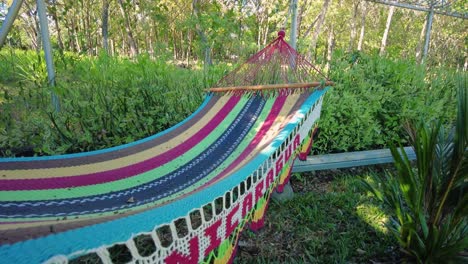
left=235, top=167, right=402, bottom=263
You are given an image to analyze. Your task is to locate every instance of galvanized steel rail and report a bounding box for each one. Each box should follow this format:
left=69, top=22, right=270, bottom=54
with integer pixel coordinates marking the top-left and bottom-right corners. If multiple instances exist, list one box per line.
left=292, top=147, right=416, bottom=172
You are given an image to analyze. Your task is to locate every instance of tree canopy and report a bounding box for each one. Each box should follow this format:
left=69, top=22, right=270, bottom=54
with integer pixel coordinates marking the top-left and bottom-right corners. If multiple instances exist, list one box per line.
left=1, top=0, right=467, bottom=68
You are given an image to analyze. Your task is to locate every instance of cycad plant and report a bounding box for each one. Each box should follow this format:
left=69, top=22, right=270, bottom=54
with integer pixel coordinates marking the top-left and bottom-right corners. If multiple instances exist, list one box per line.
left=362, top=76, right=467, bottom=263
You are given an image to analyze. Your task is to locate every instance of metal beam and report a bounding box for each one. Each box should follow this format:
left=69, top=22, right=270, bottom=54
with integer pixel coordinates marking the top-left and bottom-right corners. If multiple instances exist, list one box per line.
left=292, top=147, right=416, bottom=172
left=0, top=0, right=24, bottom=48
left=36, top=0, right=54, bottom=86
left=36, top=0, right=59, bottom=111
left=289, top=0, right=298, bottom=50
left=368, top=0, right=468, bottom=19
left=422, top=8, right=435, bottom=62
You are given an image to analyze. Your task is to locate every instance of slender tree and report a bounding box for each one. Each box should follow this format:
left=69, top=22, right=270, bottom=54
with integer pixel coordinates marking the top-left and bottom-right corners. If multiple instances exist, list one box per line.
left=348, top=1, right=358, bottom=52
left=415, top=15, right=427, bottom=62
left=117, top=0, right=138, bottom=57
left=49, top=1, right=64, bottom=51
left=325, top=23, right=334, bottom=72
left=380, top=5, right=395, bottom=56
left=101, top=0, right=109, bottom=53
left=296, top=0, right=310, bottom=38
left=357, top=1, right=369, bottom=51
left=192, top=0, right=211, bottom=69
left=310, top=0, right=331, bottom=56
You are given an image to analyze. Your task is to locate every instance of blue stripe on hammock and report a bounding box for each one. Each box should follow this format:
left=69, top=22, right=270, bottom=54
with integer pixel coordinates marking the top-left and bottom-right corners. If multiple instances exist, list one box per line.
left=0, top=89, right=328, bottom=263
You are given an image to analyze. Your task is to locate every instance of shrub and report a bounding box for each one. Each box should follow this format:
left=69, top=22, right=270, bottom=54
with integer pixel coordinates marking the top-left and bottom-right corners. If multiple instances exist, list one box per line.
left=0, top=50, right=226, bottom=156
left=361, top=76, right=467, bottom=263
left=0, top=49, right=460, bottom=157
left=314, top=52, right=457, bottom=153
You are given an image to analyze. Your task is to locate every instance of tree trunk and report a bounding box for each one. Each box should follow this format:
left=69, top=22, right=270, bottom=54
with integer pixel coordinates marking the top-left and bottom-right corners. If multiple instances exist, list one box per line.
left=66, top=20, right=75, bottom=51
left=33, top=6, right=41, bottom=51
left=296, top=0, right=310, bottom=37
left=146, top=28, right=151, bottom=57
left=302, top=14, right=319, bottom=39
left=117, top=0, right=138, bottom=57
left=150, top=21, right=157, bottom=58
left=325, top=24, right=334, bottom=72
left=380, top=5, right=395, bottom=56
left=310, top=0, right=331, bottom=55
left=23, top=22, right=38, bottom=50
left=422, top=9, right=434, bottom=63
left=357, top=2, right=368, bottom=51
left=49, top=2, right=64, bottom=51
left=71, top=16, right=81, bottom=53
left=172, top=29, right=177, bottom=60
left=69, top=6, right=82, bottom=53
left=121, top=28, right=126, bottom=55
left=263, top=23, right=269, bottom=46
left=415, top=16, right=426, bottom=62
left=101, top=0, right=109, bottom=53
left=77, top=3, right=86, bottom=52
left=186, top=30, right=192, bottom=66
left=110, top=38, right=115, bottom=56
left=17, top=3, right=38, bottom=50
left=348, top=1, right=358, bottom=52
left=85, top=1, right=92, bottom=55
left=192, top=0, right=211, bottom=70
left=22, top=1, right=40, bottom=50
left=180, top=32, right=185, bottom=61
left=257, top=16, right=264, bottom=48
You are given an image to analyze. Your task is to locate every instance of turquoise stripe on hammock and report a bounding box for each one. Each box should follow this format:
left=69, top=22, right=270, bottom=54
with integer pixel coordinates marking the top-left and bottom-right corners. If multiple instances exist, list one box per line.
left=0, top=89, right=327, bottom=263
left=0, top=95, right=213, bottom=162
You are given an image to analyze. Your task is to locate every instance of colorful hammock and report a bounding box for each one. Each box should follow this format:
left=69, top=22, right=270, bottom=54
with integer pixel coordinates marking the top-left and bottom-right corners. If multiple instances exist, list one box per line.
left=0, top=31, right=332, bottom=263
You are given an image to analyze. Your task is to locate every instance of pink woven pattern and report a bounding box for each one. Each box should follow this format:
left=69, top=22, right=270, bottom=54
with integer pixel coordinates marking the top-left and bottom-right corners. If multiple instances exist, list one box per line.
left=216, top=31, right=328, bottom=88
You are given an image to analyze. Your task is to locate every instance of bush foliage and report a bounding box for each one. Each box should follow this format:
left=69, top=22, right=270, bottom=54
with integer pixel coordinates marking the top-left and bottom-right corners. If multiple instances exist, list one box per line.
left=0, top=49, right=461, bottom=157
left=315, top=51, right=458, bottom=154
left=0, top=49, right=227, bottom=156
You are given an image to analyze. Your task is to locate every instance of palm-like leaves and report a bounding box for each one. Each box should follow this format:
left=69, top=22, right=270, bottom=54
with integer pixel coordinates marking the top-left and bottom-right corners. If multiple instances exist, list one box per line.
left=362, top=75, right=467, bottom=263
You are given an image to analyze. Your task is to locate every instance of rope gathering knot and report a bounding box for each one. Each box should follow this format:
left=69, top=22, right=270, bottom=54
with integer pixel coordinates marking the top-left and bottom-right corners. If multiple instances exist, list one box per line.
left=277, top=30, right=286, bottom=39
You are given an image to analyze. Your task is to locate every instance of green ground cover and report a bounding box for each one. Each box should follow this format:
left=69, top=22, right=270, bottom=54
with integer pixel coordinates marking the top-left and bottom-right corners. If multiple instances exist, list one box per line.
left=236, top=167, right=400, bottom=263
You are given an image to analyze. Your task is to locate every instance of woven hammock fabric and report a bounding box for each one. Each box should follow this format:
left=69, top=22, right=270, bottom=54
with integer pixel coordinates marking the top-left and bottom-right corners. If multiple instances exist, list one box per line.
left=0, top=31, right=330, bottom=263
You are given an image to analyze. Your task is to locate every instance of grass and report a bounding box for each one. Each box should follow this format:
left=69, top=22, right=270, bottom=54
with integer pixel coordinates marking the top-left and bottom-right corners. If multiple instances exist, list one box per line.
left=235, top=167, right=401, bottom=263
left=66, top=167, right=401, bottom=263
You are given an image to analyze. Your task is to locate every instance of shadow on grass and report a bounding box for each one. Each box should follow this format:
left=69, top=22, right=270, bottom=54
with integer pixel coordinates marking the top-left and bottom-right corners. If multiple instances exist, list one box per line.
left=235, top=166, right=403, bottom=264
